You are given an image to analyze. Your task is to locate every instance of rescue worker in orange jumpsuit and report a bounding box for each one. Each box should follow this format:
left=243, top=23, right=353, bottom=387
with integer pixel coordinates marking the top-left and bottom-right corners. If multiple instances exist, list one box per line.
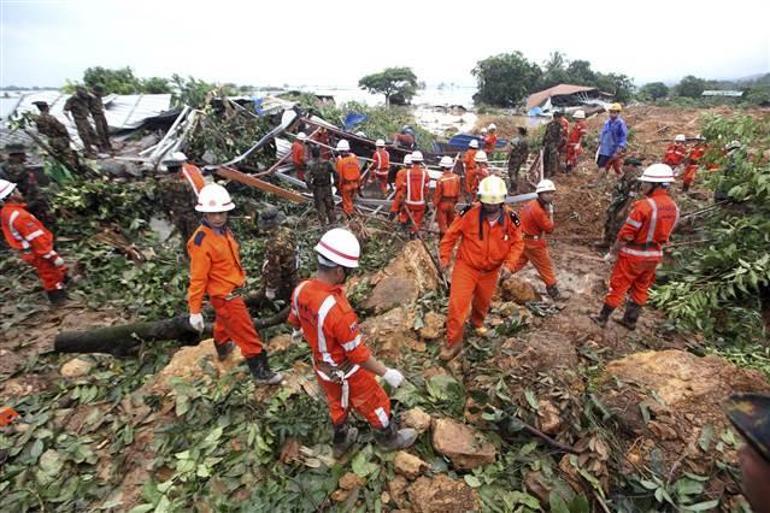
left=334, top=140, right=361, bottom=217
left=483, top=124, right=498, bottom=154
left=591, top=164, right=679, bottom=330
left=288, top=228, right=418, bottom=457
left=439, top=176, right=524, bottom=361
left=291, top=132, right=307, bottom=182
left=682, top=135, right=707, bottom=193
left=662, top=134, right=687, bottom=174
left=187, top=183, right=283, bottom=384
left=1, top=179, right=68, bottom=305
left=367, top=139, right=391, bottom=195
left=389, top=150, right=430, bottom=235
left=462, top=139, right=479, bottom=199
left=434, top=156, right=461, bottom=238
left=565, top=110, right=587, bottom=173
left=512, top=179, right=568, bottom=301
left=465, top=150, right=490, bottom=200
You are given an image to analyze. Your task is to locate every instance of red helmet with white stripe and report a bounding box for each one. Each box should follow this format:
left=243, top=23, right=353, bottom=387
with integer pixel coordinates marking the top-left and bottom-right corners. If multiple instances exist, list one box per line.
left=315, top=228, right=360, bottom=268
left=0, top=179, right=17, bottom=201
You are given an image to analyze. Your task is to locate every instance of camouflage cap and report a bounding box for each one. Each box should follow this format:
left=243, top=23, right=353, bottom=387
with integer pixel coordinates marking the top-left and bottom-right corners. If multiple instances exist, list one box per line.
left=32, top=100, right=49, bottom=108
left=624, top=157, right=643, bottom=166
left=258, top=206, right=285, bottom=229
left=5, top=143, right=26, bottom=154
left=726, top=393, right=770, bottom=463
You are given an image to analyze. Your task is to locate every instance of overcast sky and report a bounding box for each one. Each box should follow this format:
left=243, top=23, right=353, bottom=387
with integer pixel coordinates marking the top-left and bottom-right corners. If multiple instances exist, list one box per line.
left=1, top=0, right=768, bottom=89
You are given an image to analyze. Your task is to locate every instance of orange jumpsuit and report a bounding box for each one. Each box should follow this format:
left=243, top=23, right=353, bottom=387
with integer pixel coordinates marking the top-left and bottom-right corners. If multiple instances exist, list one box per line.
left=483, top=134, right=497, bottom=154
left=187, top=222, right=263, bottom=357
left=440, top=204, right=524, bottom=346
left=462, top=149, right=477, bottom=197
left=288, top=278, right=391, bottom=429
left=391, top=165, right=430, bottom=233
left=682, top=143, right=706, bottom=189
left=1, top=200, right=67, bottom=292
left=511, top=199, right=557, bottom=287
left=465, top=164, right=489, bottom=200
left=181, top=163, right=205, bottom=196
left=291, top=140, right=306, bottom=181
left=433, top=171, right=461, bottom=237
left=565, top=120, right=587, bottom=168
left=605, top=188, right=679, bottom=308
left=371, top=148, right=391, bottom=194
left=662, top=143, right=687, bottom=169
left=336, top=154, right=361, bottom=216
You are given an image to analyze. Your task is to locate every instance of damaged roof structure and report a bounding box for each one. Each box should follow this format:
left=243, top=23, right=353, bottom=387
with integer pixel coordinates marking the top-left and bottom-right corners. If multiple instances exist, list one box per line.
left=526, top=83, right=613, bottom=116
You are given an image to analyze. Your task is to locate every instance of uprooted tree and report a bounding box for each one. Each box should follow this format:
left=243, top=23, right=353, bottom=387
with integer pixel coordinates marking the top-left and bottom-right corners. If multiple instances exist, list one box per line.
left=358, top=67, right=419, bottom=106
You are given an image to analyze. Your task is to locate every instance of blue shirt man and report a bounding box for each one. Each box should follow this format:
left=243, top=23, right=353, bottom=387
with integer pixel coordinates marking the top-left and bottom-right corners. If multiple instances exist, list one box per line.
left=597, top=103, right=628, bottom=174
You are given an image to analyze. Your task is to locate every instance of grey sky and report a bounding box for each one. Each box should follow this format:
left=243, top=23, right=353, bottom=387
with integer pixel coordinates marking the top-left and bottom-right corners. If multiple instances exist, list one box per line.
left=1, top=0, right=768, bottom=89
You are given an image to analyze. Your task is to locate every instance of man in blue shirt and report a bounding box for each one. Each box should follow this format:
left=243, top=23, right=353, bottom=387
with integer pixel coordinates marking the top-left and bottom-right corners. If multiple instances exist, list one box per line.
left=596, top=103, right=628, bottom=176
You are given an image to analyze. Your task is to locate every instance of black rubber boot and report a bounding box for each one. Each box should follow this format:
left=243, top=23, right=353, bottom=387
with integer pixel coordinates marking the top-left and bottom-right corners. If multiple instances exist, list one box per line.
left=332, top=423, right=359, bottom=458
left=46, top=289, right=68, bottom=307
left=214, top=341, right=235, bottom=361
left=246, top=352, right=284, bottom=385
left=374, top=421, right=418, bottom=451
left=546, top=284, right=570, bottom=302
left=614, top=302, right=642, bottom=331
left=590, top=304, right=615, bottom=328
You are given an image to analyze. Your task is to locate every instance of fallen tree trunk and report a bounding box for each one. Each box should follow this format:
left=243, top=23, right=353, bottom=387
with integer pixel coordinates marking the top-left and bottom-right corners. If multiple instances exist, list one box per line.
left=53, top=305, right=290, bottom=356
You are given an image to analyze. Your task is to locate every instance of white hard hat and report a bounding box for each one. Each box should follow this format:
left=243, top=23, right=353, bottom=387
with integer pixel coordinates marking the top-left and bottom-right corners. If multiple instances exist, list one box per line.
left=439, top=156, right=454, bottom=168
left=170, top=151, right=187, bottom=161
left=474, top=150, right=488, bottom=163
left=403, top=155, right=413, bottom=165
left=573, top=110, right=586, bottom=119
left=336, top=139, right=351, bottom=152
left=480, top=128, right=488, bottom=135
left=315, top=228, right=360, bottom=268
left=725, top=140, right=742, bottom=151
left=355, top=131, right=366, bottom=137
left=536, top=179, right=556, bottom=194
left=478, top=175, right=507, bottom=204
left=469, top=139, right=479, bottom=149
left=411, top=150, right=424, bottom=162
left=0, top=179, right=17, bottom=201
left=638, top=163, right=675, bottom=183
left=297, top=132, right=307, bottom=141
left=674, top=134, right=686, bottom=142
left=487, top=123, right=497, bottom=130
left=195, top=183, right=235, bottom=212
left=375, top=139, right=385, bottom=147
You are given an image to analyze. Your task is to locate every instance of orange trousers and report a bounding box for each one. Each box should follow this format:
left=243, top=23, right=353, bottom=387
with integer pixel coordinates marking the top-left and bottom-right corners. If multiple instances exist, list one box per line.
left=211, top=296, right=264, bottom=357
left=340, top=182, right=359, bottom=216
left=317, top=369, right=391, bottom=428
left=399, top=204, right=426, bottom=233
left=604, top=254, right=659, bottom=308
left=512, top=242, right=557, bottom=286
left=446, top=259, right=500, bottom=346
left=21, top=253, right=67, bottom=291
left=682, top=164, right=698, bottom=188
left=375, top=173, right=389, bottom=194
left=436, top=200, right=457, bottom=237
left=566, top=144, right=582, bottom=168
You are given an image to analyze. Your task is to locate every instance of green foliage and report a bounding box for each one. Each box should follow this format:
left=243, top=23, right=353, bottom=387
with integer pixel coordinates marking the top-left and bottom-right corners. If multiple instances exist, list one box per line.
left=675, top=75, right=707, bottom=99
left=358, top=67, right=419, bottom=106
left=171, top=74, right=236, bottom=109
left=472, top=51, right=542, bottom=107
left=638, top=82, right=670, bottom=101
left=141, top=76, right=173, bottom=94
left=83, top=66, right=143, bottom=94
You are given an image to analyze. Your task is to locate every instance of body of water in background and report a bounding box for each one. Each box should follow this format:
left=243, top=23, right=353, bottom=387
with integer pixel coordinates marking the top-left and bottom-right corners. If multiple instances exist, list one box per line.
left=292, top=84, right=477, bottom=109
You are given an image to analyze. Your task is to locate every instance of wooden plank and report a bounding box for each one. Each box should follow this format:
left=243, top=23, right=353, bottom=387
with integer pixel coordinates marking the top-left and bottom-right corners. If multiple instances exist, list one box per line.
left=216, top=166, right=309, bottom=204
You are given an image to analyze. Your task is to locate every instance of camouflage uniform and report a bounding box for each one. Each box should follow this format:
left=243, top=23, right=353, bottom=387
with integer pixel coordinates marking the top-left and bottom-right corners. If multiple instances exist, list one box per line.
left=156, top=177, right=199, bottom=249
left=260, top=210, right=298, bottom=302
left=63, top=90, right=97, bottom=156
left=602, top=159, right=643, bottom=247
left=33, top=108, right=81, bottom=172
left=541, top=119, right=562, bottom=179
left=88, top=89, right=112, bottom=152
left=305, top=157, right=337, bottom=226
left=0, top=146, right=53, bottom=226
left=507, top=135, right=529, bottom=192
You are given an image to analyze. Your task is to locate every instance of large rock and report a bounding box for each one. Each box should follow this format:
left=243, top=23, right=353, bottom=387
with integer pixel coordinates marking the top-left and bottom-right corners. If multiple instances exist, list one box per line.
left=431, top=418, right=496, bottom=470
left=536, top=400, right=562, bottom=435
left=402, top=407, right=432, bottom=434
left=500, top=276, right=539, bottom=304
left=419, top=312, right=446, bottom=340
left=60, top=358, right=94, bottom=378
left=363, top=241, right=439, bottom=313
left=360, top=307, right=418, bottom=361
left=407, top=474, right=480, bottom=513
left=393, top=451, right=429, bottom=479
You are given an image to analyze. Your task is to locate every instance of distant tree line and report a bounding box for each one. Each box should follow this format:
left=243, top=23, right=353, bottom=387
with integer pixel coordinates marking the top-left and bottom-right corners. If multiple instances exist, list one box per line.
left=638, top=73, right=770, bottom=105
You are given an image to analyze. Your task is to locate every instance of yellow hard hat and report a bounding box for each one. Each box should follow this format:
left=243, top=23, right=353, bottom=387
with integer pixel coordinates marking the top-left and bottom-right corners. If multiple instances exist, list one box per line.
left=609, top=103, right=622, bottom=112
left=478, top=175, right=507, bottom=204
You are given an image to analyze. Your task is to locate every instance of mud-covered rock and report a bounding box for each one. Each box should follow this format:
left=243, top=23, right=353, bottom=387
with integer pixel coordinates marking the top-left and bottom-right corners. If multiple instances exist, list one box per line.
left=360, top=307, right=416, bottom=361
left=419, top=311, right=446, bottom=340
left=500, top=276, right=539, bottom=304
left=402, top=407, right=432, bottom=434
left=407, top=474, right=480, bottom=513
left=394, top=451, right=429, bottom=479
left=432, top=418, right=496, bottom=470
left=536, top=399, right=562, bottom=435
left=60, top=358, right=93, bottom=378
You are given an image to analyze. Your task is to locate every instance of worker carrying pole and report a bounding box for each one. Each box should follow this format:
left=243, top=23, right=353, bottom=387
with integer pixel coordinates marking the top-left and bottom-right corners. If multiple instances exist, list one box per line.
left=287, top=228, right=418, bottom=457
left=438, top=176, right=524, bottom=361
left=590, top=164, right=680, bottom=330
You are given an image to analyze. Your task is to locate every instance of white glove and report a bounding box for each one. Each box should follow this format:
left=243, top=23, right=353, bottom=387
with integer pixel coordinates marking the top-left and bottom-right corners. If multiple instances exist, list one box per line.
left=189, top=313, right=205, bottom=333
left=265, top=288, right=276, bottom=300
left=53, top=256, right=65, bottom=267
left=291, top=328, right=303, bottom=343
left=382, top=368, right=405, bottom=389
left=603, top=252, right=614, bottom=263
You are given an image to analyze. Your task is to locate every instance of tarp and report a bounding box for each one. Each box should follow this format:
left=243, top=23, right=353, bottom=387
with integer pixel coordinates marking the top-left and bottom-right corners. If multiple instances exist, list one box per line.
left=342, top=112, right=368, bottom=132
left=447, top=133, right=508, bottom=150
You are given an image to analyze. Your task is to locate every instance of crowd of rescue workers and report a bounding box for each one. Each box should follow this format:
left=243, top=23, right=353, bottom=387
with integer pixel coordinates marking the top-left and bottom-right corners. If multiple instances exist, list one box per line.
left=0, top=100, right=747, bottom=457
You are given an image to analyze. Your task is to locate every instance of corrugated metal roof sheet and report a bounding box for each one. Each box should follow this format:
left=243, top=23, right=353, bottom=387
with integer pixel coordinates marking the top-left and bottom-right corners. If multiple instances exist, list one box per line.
left=526, top=84, right=598, bottom=110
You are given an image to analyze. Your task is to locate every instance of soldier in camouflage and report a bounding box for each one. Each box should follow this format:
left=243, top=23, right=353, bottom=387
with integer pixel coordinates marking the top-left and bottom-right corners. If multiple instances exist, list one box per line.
left=89, top=85, right=112, bottom=153
left=542, top=112, right=564, bottom=178
left=32, top=101, right=82, bottom=173
left=0, top=143, right=54, bottom=226
left=507, top=127, right=529, bottom=193
left=601, top=158, right=643, bottom=248
left=305, top=145, right=337, bottom=226
left=63, top=86, right=98, bottom=157
left=260, top=207, right=298, bottom=303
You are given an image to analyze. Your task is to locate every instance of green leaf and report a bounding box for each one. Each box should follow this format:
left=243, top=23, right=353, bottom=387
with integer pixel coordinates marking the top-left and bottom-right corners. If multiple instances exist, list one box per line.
left=549, top=492, right=570, bottom=513
left=127, top=505, right=155, bottom=513
left=39, top=449, right=64, bottom=476
left=639, top=479, right=659, bottom=491
left=464, top=475, right=482, bottom=488
left=524, top=389, right=539, bottom=412
left=698, top=425, right=713, bottom=452
left=675, top=477, right=704, bottom=497
left=351, top=445, right=378, bottom=478
left=682, top=499, right=719, bottom=511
